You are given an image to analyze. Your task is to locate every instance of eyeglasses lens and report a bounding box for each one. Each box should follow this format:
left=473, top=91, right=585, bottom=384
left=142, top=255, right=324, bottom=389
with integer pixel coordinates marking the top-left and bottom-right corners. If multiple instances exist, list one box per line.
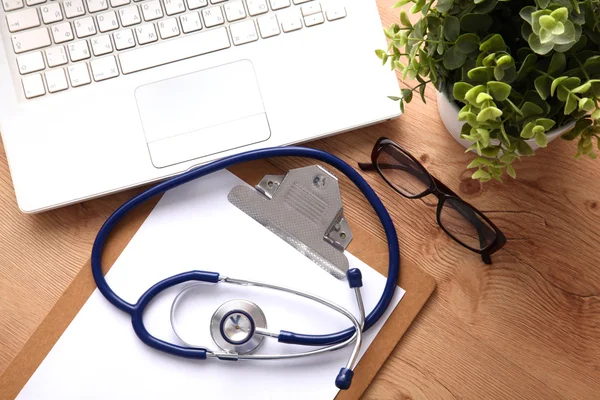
left=439, top=197, right=497, bottom=251
left=376, top=145, right=431, bottom=197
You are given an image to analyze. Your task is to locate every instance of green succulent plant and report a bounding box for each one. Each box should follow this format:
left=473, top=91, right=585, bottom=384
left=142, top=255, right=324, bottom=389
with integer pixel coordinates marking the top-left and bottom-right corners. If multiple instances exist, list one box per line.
left=377, top=0, right=600, bottom=182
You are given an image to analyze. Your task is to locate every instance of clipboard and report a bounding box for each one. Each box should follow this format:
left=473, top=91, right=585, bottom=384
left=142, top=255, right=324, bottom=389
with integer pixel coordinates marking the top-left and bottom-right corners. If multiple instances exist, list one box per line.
left=0, top=160, right=436, bottom=400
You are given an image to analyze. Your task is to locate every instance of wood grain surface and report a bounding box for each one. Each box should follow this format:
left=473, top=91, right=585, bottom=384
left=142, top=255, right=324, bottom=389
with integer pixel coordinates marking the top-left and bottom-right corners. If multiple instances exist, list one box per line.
left=1, top=0, right=599, bottom=397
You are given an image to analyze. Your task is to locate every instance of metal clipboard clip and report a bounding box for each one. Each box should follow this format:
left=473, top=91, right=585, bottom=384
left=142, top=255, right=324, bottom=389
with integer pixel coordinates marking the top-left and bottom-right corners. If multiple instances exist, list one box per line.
left=228, top=165, right=353, bottom=279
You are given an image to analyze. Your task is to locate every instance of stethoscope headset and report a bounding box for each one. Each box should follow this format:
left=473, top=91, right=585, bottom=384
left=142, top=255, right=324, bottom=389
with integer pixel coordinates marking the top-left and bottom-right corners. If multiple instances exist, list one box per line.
left=91, top=147, right=400, bottom=390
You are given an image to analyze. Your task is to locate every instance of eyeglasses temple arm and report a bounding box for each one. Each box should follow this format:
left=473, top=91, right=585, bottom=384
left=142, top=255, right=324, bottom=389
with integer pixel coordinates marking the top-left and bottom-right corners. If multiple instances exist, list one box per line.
left=357, top=162, right=377, bottom=171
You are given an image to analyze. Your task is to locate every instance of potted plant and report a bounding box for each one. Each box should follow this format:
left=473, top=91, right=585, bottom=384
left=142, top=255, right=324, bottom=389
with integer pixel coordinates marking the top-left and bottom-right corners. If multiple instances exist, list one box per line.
left=377, top=0, right=600, bottom=181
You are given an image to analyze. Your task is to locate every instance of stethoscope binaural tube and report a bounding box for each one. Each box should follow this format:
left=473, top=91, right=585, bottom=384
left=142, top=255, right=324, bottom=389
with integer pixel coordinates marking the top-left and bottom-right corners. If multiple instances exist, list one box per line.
left=91, top=146, right=400, bottom=389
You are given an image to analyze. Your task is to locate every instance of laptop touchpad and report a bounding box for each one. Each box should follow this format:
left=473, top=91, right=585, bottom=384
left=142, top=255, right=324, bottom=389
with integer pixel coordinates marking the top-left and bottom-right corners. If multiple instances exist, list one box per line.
left=135, top=60, right=271, bottom=168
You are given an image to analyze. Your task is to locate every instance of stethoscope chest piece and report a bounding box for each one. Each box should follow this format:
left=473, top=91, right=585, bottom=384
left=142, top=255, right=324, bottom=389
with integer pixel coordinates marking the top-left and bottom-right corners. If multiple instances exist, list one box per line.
left=210, top=299, right=267, bottom=354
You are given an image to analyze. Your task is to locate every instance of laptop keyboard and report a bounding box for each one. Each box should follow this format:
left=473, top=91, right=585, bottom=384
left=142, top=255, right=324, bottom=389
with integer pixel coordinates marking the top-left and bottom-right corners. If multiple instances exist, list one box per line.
left=3, top=0, right=347, bottom=99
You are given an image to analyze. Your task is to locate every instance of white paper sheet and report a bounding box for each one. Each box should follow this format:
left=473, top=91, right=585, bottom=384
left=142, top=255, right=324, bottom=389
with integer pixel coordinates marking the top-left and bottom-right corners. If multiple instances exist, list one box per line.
left=18, top=170, right=404, bottom=400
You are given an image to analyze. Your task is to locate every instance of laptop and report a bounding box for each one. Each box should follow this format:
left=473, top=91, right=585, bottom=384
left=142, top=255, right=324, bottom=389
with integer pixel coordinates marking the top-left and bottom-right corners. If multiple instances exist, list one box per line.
left=0, top=0, right=399, bottom=213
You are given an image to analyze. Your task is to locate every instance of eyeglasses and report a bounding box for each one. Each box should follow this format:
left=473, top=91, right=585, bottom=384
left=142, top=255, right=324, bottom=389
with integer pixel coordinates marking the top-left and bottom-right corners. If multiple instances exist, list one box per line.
left=359, top=137, right=506, bottom=264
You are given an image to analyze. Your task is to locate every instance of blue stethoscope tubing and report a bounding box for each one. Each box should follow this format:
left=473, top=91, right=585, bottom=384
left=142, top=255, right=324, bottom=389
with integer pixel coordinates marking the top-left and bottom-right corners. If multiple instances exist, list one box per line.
left=91, top=146, right=400, bottom=360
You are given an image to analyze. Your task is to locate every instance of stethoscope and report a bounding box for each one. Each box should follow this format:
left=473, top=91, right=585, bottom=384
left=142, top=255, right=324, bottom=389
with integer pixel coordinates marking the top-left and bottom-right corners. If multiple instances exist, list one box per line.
left=91, top=147, right=400, bottom=391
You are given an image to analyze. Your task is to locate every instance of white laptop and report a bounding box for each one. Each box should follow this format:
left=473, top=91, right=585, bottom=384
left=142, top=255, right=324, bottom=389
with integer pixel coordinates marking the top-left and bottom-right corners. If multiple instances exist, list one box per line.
left=0, top=0, right=399, bottom=213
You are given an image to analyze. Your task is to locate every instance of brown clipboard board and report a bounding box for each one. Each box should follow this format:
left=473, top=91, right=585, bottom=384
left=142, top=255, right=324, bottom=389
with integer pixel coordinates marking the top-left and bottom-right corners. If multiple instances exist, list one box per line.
left=0, top=160, right=436, bottom=400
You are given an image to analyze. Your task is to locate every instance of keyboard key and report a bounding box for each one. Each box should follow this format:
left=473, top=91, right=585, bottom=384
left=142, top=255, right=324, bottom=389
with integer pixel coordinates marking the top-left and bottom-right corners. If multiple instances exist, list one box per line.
left=118, top=26, right=229, bottom=74
left=26, top=0, right=45, bottom=6
left=119, top=5, right=141, bottom=26
left=41, top=3, right=63, bottom=24
left=186, top=0, right=207, bottom=9
left=230, top=19, right=257, bottom=45
left=246, top=0, right=267, bottom=16
left=134, top=23, right=158, bottom=44
left=113, top=28, right=135, bottom=49
left=11, top=27, right=51, bottom=54
left=6, top=8, right=40, bottom=33
left=303, top=11, right=322, bottom=26
left=74, top=17, right=97, bottom=37
left=158, top=17, right=179, bottom=38
left=210, top=0, right=226, bottom=3
left=63, top=0, right=86, bottom=18
left=201, top=6, right=223, bottom=27
left=51, top=22, right=74, bottom=43
left=280, top=9, right=301, bottom=32
left=91, top=55, right=119, bottom=81
left=22, top=74, right=45, bottom=98
left=325, top=5, right=345, bottom=21
left=142, top=0, right=163, bottom=21
left=2, top=0, right=23, bottom=12
left=110, top=0, right=130, bottom=6
left=300, top=1, right=319, bottom=16
left=224, top=0, right=245, bottom=21
left=17, top=51, right=45, bottom=74
left=67, top=63, right=91, bottom=86
left=97, top=10, right=119, bottom=32
left=85, top=0, right=108, bottom=13
left=269, top=0, right=288, bottom=10
left=163, top=0, right=184, bottom=15
left=45, top=45, right=68, bottom=66
left=180, top=12, right=202, bottom=33
left=292, top=0, right=310, bottom=3
left=68, top=40, right=90, bottom=61
left=45, top=68, right=69, bottom=93
left=257, top=14, right=279, bottom=38
left=91, top=34, right=113, bottom=55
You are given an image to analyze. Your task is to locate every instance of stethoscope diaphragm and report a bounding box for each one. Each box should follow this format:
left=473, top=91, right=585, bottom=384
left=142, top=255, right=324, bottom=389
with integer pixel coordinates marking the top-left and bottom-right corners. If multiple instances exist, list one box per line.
left=210, top=299, right=267, bottom=355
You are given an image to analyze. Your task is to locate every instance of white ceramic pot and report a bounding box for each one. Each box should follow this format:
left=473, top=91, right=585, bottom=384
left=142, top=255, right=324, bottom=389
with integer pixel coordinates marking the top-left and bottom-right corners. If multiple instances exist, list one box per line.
left=436, top=91, right=575, bottom=152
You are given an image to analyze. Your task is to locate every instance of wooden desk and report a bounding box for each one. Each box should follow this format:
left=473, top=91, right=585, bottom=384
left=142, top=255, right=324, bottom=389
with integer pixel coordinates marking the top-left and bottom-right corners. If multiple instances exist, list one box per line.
left=1, top=1, right=599, bottom=397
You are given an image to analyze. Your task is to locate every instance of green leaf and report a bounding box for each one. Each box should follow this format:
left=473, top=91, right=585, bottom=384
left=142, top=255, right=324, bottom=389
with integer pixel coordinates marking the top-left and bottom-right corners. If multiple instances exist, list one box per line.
left=550, top=7, right=568, bottom=23
left=519, top=6, right=535, bottom=25
left=476, top=128, right=491, bottom=146
left=401, top=88, right=413, bottom=103
left=472, top=169, right=491, bottom=180
left=506, top=164, right=516, bottom=179
left=388, top=96, right=401, bottom=101
left=534, top=76, right=551, bottom=100
left=480, top=34, right=505, bottom=53
left=435, top=0, right=454, bottom=12
left=460, top=13, right=492, bottom=34
left=528, top=33, right=553, bottom=55
left=572, top=82, right=591, bottom=94
left=400, top=10, right=412, bottom=27
left=550, top=77, right=568, bottom=96
left=476, top=92, right=493, bottom=103
left=419, top=84, right=426, bottom=103
left=535, top=131, right=548, bottom=147
left=592, top=109, right=600, bottom=120
left=468, top=66, right=494, bottom=82
left=392, top=0, right=412, bottom=7
left=535, top=118, right=555, bottom=130
left=487, top=81, right=511, bottom=101
left=494, top=65, right=505, bottom=81
left=477, top=106, right=502, bottom=122
left=521, top=102, right=543, bottom=117
left=453, top=82, right=473, bottom=101
left=516, top=54, right=538, bottom=81
left=517, top=140, right=535, bottom=155
left=521, top=122, right=536, bottom=138
left=443, top=16, right=460, bottom=41
left=564, top=94, right=577, bottom=115
left=464, top=85, right=487, bottom=105
left=443, top=45, right=467, bottom=70
left=481, top=146, right=500, bottom=157
left=579, top=97, right=595, bottom=112
left=455, top=34, right=479, bottom=53
left=547, top=52, right=566, bottom=76
left=539, top=15, right=556, bottom=30
left=375, top=49, right=386, bottom=59
left=554, top=20, right=576, bottom=45
left=410, top=0, right=426, bottom=14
